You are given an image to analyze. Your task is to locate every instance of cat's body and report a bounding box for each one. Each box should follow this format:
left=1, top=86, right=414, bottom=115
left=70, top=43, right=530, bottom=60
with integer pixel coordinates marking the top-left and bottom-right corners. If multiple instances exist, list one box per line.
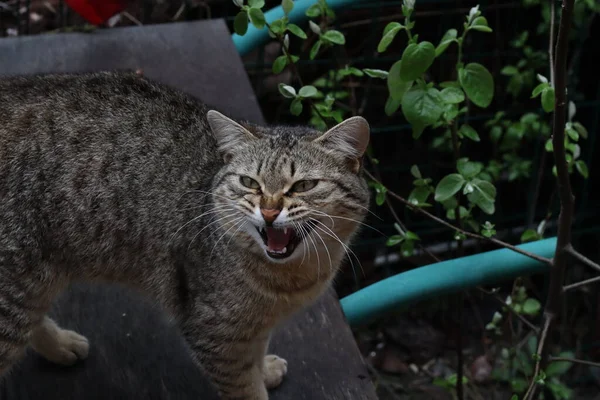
left=0, top=71, right=370, bottom=399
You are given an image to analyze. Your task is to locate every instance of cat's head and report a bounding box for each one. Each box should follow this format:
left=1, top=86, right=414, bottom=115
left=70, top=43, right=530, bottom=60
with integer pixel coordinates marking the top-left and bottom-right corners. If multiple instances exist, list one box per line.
left=206, top=110, right=371, bottom=267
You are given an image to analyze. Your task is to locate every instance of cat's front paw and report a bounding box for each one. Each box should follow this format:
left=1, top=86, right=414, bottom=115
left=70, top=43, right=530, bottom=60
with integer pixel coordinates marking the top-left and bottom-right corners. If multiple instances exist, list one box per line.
left=40, top=329, right=89, bottom=366
left=263, top=354, right=288, bottom=389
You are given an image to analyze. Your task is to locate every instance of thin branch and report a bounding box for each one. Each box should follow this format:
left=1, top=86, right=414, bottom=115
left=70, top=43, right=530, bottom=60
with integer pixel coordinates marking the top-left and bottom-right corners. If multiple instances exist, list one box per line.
left=564, top=275, right=600, bottom=292
left=549, top=0, right=556, bottom=87
left=549, top=357, right=600, bottom=368
left=266, top=23, right=329, bottom=127
left=364, top=170, right=553, bottom=265
left=523, top=314, right=554, bottom=400
left=565, top=244, right=600, bottom=273
left=534, top=1, right=576, bottom=398
left=480, top=289, right=540, bottom=334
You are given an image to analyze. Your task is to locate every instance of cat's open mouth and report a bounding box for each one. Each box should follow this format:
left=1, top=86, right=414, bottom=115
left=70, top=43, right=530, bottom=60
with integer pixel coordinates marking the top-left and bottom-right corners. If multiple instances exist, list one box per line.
left=256, top=225, right=310, bottom=259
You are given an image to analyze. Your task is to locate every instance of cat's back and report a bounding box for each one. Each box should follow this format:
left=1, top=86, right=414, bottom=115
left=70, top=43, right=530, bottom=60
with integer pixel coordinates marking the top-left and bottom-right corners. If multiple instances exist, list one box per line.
left=0, top=71, right=219, bottom=256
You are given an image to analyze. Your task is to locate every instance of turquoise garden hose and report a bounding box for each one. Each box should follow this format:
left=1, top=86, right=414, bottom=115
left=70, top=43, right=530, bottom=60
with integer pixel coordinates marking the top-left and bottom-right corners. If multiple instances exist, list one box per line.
left=230, top=1, right=557, bottom=326
left=340, top=238, right=556, bottom=326
left=231, top=0, right=369, bottom=56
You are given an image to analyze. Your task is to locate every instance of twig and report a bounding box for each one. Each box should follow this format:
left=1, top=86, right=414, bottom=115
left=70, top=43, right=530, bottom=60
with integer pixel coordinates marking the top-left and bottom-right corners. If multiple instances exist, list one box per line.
left=549, top=357, right=600, bottom=368
left=565, top=244, right=600, bottom=273
left=266, top=23, right=329, bottom=127
left=532, top=0, right=577, bottom=398
left=523, top=314, right=554, bottom=400
left=549, top=0, right=556, bottom=87
left=364, top=170, right=553, bottom=265
left=564, top=275, right=600, bottom=292
left=480, top=289, right=540, bottom=334
left=526, top=0, right=555, bottom=229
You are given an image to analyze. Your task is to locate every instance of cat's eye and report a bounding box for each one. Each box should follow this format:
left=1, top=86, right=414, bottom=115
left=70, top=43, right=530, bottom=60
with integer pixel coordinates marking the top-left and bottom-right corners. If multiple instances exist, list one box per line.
left=240, top=176, right=261, bottom=190
left=290, top=180, right=318, bottom=193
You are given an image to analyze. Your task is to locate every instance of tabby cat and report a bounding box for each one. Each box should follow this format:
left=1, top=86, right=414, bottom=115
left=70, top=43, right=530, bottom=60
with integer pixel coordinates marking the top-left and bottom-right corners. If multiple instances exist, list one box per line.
left=0, top=71, right=371, bottom=399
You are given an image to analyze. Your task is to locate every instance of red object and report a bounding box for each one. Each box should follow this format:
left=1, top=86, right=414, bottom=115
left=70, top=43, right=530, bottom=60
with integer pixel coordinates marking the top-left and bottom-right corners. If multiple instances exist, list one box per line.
left=64, top=0, right=128, bottom=26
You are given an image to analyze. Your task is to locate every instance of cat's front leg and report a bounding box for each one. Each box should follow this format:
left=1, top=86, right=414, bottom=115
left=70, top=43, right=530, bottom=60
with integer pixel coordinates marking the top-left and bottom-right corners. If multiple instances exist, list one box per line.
left=185, top=329, right=286, bottom=400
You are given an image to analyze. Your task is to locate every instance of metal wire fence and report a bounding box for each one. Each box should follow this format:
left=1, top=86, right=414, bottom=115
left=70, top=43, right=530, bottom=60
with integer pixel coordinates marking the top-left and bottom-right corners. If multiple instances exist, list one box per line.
left=1, top=0, right=599, bottom=290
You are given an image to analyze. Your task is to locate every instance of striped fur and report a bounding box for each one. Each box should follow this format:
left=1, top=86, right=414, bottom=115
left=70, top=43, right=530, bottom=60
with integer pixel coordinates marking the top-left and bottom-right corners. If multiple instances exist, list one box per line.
left=0, top=71, right=370, bottom=399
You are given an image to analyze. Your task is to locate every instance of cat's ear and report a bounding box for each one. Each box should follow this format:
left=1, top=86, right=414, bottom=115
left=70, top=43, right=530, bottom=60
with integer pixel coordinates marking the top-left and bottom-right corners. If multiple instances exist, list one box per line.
left=313, top=116, right=370, bottom=173
left=207, top=110, right=258, bottom=162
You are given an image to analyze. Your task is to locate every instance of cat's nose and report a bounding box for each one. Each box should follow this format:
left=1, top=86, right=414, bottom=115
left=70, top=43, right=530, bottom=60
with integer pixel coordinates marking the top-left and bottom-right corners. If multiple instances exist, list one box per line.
left=261, top=208, right=280, bottom=225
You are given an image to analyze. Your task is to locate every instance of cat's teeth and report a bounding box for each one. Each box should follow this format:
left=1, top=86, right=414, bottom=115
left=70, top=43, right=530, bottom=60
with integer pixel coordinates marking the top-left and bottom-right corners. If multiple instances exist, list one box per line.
left=283, top=228, right=288, bottom=234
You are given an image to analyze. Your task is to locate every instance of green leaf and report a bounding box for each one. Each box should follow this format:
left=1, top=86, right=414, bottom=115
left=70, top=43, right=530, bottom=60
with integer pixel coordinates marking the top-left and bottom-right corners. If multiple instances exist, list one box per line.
left=363, top=69, right=388, bottom=79
left=282, top=0, right=294, bottom=14
left=405, top=231, right=420, bottom=241
left=278, top=83, right=296, bottom=98
left=322, top=30, right=345, bottom=45
left=546, top=351, right=575, bottom=377
left=435, top=29, right=457, bottom=57
left=233, top=0, right=244, bottom=7
left=573, top=122, right=588, bottom=139
left=387, top=60, right=413, bottom=101
left=287, top=23, right=307, bottom=39
left=521, top=229, right=541, bottom=243
left=233, top=11, right=249, bottom=35
left=400, top=42, right=436, bottom=81
left=457, top=159, right=483, bottom=178
left=298, top=85, right=318, bottom=98
left=576, top=160, right=589, bottom=178
left=378, top=22, right=403, bottom=53
left=402, top=86, right=444, bottom=127
left=566, top=126, right=579, bottom=141
left=374, top=184, right=387, bottom=206
left=523, top=298, right=541, bottom=315
left=511, top=378, right=528, bottom=393
left=440, top=80, right=461, bottom=89
left=470, top=16, right=492, bottom=32
left=386, top=235, right=403, bottom=246
left=468, top=179, right=496, bottom=214
left=248, top=0, right=265, bottom=8
left=501, top=65, right=519, bottom=76
left=541, top=87, right=555, bottom=112
left=537, top=73, right=549, bottom=83
left=290, top=98, right=303, bottom=115
left=459, top=63, right=494, bottom=108
left=309, top=20, right=321, bottom=34
left=248, top=7, right=266, bottom=29
left=309, top=40, right=321, bottom=60
left=545, top=139, right=553, bottom=152
left=440, top=87, right=465, bottom=104
left=408, top=186, right=431, bottom=205
left=459, top=124, right=481, bottom=142
left=435, top=174, right=465, bottom=202
left=531, top=82, right=549, bottom=98
left=384, top=96, right=402, bottom=116
left=272, top=55, right=288, bottom=74
left=410, top=165, right=422, bottom=178
left=305, top=4, right=321, bottom=17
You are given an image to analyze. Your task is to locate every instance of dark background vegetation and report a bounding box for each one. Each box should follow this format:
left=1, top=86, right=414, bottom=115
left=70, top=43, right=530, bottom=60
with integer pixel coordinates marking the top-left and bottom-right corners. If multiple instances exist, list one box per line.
left=0, top=0, right=598, bottom=398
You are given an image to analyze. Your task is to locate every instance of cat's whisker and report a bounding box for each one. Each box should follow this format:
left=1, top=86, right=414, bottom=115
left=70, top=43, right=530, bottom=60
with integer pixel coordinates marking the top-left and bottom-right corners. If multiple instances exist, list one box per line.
left=186, top=212, right=241, bottom=252
left=309, top=219, right=365, bottom=279
left=308, top=209, right=386, bottom=237
left=168, top=205, right=237, bottom=246
left=209, top=216, right=246, bottom=259
left=303, top=224, right=321, bottom=282
left=352, top=203, right=383, bottom=221
left=292, top=221, right=307, bottom=269
left=226, top=218, right=249, bottom=247
left=310, top=225, right=333, bottom=277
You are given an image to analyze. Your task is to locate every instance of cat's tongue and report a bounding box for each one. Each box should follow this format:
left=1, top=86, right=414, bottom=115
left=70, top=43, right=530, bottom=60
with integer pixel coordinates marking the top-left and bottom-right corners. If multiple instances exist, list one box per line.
left=265, top=227, right=293, bottom=252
